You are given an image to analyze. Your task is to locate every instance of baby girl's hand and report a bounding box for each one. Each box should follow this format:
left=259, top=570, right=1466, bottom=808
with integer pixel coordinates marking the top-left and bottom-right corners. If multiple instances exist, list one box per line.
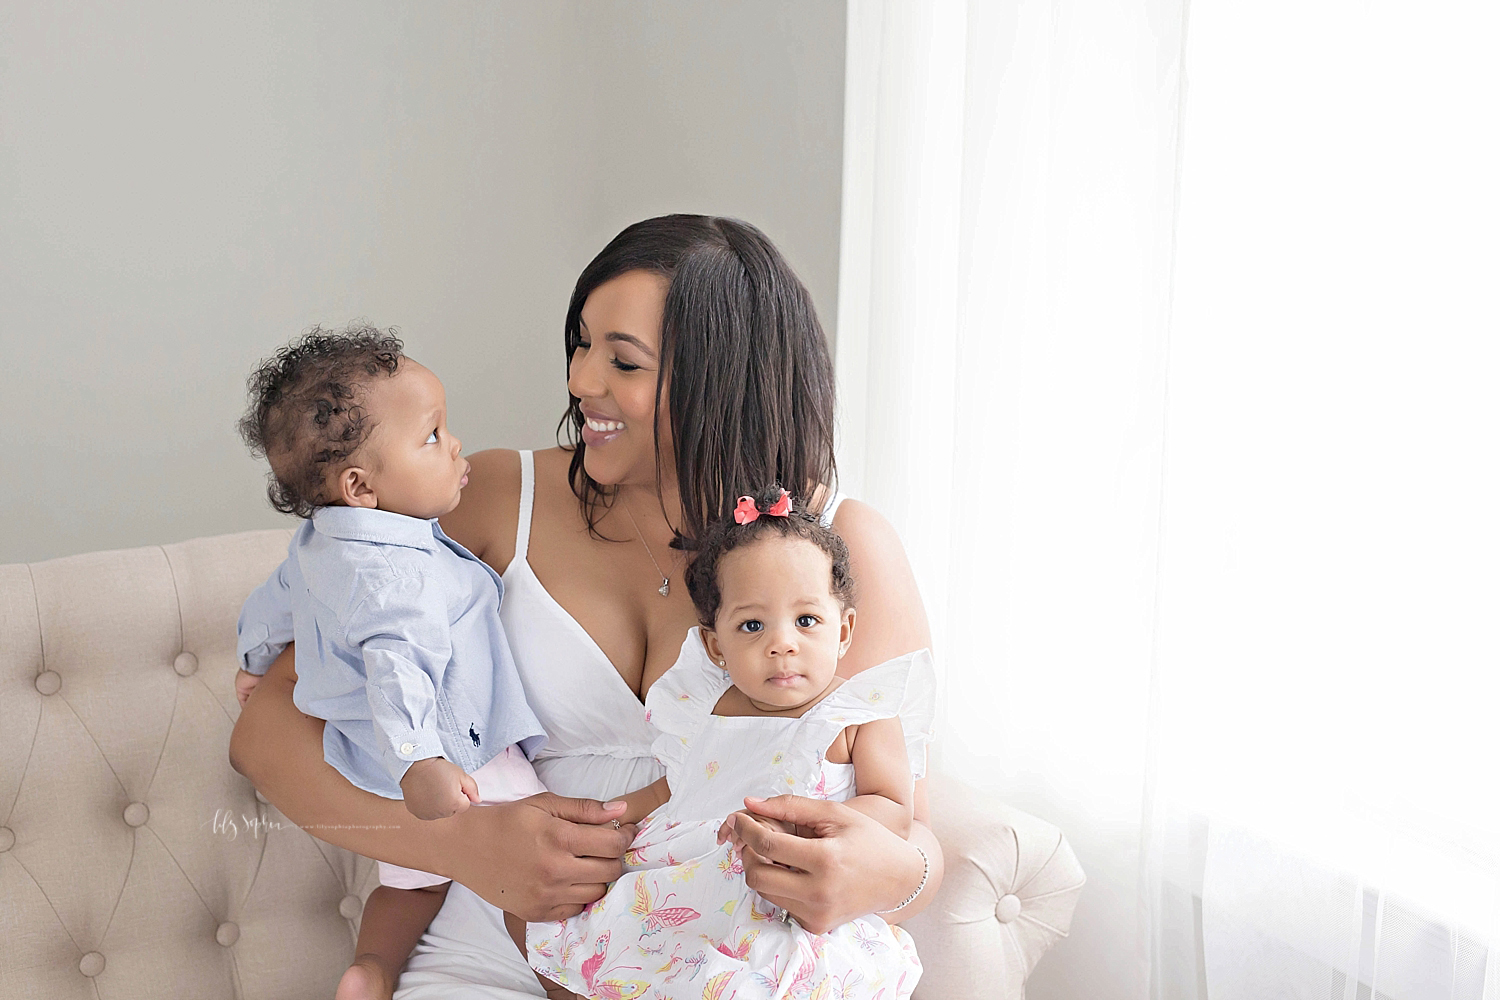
left=399, top=756, right=481, bottom=820
left=717, top=809, right=795, bottom=853
left=234, top=669, right=261, bottom=707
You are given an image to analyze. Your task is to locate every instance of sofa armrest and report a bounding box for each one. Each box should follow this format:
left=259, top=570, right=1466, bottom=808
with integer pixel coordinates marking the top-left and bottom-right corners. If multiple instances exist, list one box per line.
left=904, top=772, right=1085, bottom=1000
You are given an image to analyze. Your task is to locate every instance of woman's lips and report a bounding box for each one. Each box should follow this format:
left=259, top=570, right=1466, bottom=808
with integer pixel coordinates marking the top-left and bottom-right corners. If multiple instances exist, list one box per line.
left=581, top=414, right=625, bottom=447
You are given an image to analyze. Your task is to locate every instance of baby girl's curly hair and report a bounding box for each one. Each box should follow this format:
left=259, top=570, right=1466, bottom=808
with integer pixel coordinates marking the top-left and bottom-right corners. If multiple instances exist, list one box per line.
left=238, top=324, right=404, bottom=518
left=685, top=485, right=856, bottom=627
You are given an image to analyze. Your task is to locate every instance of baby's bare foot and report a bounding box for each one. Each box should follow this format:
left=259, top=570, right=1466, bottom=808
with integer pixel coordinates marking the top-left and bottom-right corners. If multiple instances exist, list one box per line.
left=335, top=955, right=394, bottom=1000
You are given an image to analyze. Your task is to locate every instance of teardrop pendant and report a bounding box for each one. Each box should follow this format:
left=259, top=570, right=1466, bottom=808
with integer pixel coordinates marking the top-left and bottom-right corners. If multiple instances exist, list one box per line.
left=658, top=579, right=670, bottom=597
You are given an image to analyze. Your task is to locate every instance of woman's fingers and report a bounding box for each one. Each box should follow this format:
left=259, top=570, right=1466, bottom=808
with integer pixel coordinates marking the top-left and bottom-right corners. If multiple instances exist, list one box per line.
left=741, top=794, right=843, bottom=836
left=729, top=810, right=824, bottom=872
left=527, top=792, right=636, bottom=859
left=536, top=792, right=629, bottom=827
left=557, top=817, right=637, bottom=861
left=454, top=796, right=635, bottom=918
left=554, top=879, right=618, bottom=906
left=556, top=853, right=631, bottom=889
left=739, top=848, right=840, bottom=935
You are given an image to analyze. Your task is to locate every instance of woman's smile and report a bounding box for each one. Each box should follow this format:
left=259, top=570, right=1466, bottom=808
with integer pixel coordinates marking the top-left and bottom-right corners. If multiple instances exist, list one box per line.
left=580, top=407, right=627, bottom=446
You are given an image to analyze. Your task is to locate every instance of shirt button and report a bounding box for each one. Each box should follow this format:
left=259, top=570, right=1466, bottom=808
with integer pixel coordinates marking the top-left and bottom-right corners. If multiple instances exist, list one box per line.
left=400, top=743, right=416, bottom=755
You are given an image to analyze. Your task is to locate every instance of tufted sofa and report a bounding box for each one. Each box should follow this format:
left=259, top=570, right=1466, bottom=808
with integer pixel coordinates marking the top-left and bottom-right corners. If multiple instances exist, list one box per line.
left=0, top=530, right=1084, bottom=999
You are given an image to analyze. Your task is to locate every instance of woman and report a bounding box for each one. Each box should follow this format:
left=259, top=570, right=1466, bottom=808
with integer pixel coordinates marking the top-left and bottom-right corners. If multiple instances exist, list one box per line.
left=230, top=215, right=944, bottom=997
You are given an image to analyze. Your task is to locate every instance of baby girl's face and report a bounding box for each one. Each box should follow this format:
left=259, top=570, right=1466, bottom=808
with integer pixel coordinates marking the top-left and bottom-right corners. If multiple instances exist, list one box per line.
left=343, top=360, right=469, bottom=520
left=703, top=535, right=856, bottom=713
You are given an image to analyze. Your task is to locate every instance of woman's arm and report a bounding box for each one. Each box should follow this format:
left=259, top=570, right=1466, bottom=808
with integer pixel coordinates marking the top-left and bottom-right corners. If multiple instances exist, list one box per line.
left=229, top=645, right=635, bottom=921
left=732, top=499, right=946, bottom=929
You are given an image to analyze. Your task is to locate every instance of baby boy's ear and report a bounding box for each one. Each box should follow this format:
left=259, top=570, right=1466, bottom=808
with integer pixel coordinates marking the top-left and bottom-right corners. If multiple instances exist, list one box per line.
left=337, top=466, right=379, bottom=508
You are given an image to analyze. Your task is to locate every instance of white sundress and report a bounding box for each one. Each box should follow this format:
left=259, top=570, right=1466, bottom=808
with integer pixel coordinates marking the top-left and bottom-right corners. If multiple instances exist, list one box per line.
left=526, top=628, right=937, bottom=1000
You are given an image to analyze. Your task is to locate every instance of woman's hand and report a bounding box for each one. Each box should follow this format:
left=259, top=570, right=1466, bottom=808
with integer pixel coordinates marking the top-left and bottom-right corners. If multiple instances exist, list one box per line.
left=725, top=795, right=933, bottom=934
left=716, top=808, right=792, bottom=850
left=230, top=645, right=635, bottom=922
left=446, top=793, right=635, bottom=922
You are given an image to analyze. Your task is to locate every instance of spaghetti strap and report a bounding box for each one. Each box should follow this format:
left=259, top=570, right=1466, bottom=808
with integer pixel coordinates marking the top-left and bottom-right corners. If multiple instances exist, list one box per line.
left=515, top=450, right=535, bottom=558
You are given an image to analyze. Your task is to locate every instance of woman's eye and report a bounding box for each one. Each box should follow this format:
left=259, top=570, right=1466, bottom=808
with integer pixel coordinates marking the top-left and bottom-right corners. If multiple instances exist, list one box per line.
left=611, top=358, right=641, bottom=373
left=738, top=620, right=764, bottom=634
left=796, top=615, right=819, bottom=628
left=426, top=430, right=438, bottom=445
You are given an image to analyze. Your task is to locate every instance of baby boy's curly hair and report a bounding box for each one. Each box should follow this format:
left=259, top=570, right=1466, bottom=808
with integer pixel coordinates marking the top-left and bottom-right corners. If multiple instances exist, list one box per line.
left=685, top=485, right=856, bottom=627
left=238, top=324, right=404, bottom=518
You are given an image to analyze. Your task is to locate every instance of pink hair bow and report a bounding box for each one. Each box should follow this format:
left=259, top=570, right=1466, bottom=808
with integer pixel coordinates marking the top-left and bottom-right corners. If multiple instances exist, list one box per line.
left=734, top=489, right=793, bottom=525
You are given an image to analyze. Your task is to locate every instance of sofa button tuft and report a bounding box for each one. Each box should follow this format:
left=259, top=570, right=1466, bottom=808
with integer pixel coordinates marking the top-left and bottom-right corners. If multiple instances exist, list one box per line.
left=123, top=802, right=149, bottom=828
left=173, top=652, right=198, bottom=676
left=215, top=921, right=240, bottom=947
left=339, top=894, right=363, bottom=920
left=35, top=671, right=62, bottom=696
left=79, top=952, right=106, bottom=977
left=0, top=827, right=13, bottom=852
left=996, top=893, right=1022, bottom=923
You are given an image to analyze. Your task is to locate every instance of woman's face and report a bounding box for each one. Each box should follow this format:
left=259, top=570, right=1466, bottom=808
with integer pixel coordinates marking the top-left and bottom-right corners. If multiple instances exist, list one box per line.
left=568, top=268, right=672, bottom=489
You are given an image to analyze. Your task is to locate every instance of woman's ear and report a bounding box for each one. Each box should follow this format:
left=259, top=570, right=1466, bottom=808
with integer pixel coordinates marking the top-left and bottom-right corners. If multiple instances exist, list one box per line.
left=837, top=607, right=857, bottom=658
left=701, top=627, right=726, bottom=667
left=337, top=467, right=379, bottom=509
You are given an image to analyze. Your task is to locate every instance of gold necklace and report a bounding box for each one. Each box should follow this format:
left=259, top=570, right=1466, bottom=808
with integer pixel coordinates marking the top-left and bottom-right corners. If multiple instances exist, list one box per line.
left=621, top=500, right=672, bottom=597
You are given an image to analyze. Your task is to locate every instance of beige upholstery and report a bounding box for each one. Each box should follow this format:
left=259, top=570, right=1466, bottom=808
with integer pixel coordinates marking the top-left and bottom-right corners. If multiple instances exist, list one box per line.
left=0, top=530, right=1083, bottom=999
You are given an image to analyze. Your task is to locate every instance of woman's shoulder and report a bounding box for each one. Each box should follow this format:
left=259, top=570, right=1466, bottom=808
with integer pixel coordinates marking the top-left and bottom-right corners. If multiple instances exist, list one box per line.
left=827, top=498, right=935, bottom=678
left=441, top=447, right=576, bottom=573
left=830, top=499, right=911, bottom=586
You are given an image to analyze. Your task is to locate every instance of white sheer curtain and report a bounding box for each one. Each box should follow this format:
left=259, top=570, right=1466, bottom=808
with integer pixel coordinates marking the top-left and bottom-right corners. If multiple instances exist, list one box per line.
left=835, top=1, right=1499, bottom=998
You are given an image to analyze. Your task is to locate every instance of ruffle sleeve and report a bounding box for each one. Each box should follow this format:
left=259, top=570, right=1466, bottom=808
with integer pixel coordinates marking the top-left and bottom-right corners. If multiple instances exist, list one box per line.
left=644, top=626, right=733, bottom=791
left=796, top=648, right=938, bottom=781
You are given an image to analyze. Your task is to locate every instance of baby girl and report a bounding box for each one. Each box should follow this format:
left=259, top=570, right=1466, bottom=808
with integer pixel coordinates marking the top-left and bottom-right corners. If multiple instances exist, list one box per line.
left=233, top=326, right=552, bottom=1000
left=526, top=487, right=934, bottom=1000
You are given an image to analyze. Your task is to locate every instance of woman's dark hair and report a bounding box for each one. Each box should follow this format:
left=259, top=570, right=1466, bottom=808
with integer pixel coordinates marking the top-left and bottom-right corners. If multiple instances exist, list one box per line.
left=685, top=485, right=855, bottom=627
left=558, top=215, right=838, bottom=548
left=237, top=324, right=404, bottom=518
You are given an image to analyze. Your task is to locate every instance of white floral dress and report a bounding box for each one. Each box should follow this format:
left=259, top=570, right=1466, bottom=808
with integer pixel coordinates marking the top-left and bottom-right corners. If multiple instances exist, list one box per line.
left=526, top=629, right=936, bottom=1000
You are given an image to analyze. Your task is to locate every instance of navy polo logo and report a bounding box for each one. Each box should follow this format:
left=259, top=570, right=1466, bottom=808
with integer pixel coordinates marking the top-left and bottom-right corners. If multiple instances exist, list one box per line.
left=469, top=725, right=481, bottom=747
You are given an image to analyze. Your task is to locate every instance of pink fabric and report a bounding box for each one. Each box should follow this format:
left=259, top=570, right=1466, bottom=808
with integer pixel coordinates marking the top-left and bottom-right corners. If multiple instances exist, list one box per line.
left=378, top=745, right=548, bottom=889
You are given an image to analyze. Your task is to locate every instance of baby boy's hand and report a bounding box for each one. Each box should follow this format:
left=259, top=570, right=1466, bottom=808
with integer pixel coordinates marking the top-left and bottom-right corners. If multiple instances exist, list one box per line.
left=235, top=669, right=261, bottom=707
left=400, top=756, right=481, bottom=820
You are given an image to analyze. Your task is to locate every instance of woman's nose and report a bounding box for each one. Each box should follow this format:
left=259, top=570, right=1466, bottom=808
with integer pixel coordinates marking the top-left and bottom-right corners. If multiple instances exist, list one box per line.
left=567, top=348, right=605, bottom=400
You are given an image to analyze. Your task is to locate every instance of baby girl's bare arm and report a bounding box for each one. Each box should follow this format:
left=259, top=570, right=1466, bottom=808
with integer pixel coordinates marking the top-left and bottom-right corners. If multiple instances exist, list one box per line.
left=616, top=777, right=671, bottom=825
left=838, top=716, right=914, bottom=839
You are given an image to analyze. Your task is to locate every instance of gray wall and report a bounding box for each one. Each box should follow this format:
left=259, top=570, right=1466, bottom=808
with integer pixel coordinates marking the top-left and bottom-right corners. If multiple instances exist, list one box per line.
left=0, top=0, right=845, bottom=564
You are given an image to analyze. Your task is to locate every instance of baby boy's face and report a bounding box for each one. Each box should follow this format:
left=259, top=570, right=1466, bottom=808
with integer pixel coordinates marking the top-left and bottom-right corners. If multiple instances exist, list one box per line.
left=354, top=360, right=470, bottom=520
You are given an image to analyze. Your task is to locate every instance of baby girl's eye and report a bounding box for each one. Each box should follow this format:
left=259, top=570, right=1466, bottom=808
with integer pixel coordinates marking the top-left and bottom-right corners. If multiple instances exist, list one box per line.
left=738, top=620, right=763, bottom=634
left=796, top=614, right=819, bottom=628
left=426, top=430, right=439, bottom=444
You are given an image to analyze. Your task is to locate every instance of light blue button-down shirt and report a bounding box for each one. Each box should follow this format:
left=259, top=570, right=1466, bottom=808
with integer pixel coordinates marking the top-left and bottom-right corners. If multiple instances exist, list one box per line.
left=237, top=506, right=546, bottom=799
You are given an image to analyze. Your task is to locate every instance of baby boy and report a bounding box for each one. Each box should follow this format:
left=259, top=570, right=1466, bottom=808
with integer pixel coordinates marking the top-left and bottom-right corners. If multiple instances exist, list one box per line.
left=234, top=325, right=548, bottom=1000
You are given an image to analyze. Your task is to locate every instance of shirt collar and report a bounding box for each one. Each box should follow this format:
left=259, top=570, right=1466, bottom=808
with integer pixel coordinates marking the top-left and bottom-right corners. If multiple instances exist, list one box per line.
left=311, top=506, right=440, bottom=551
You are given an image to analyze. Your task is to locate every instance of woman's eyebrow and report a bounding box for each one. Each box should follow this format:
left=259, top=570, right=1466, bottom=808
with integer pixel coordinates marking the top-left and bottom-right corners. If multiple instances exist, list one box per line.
left=604, top=331, right=658, bottom=359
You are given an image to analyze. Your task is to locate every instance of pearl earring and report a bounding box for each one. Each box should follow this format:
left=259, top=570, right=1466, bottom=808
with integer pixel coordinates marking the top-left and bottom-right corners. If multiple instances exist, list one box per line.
left=718, top=660, right=726, bottom=667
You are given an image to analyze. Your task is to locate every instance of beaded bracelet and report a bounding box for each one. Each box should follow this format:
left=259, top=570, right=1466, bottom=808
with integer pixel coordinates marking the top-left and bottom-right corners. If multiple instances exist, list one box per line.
left=876, top=844, right=930, bottom=914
